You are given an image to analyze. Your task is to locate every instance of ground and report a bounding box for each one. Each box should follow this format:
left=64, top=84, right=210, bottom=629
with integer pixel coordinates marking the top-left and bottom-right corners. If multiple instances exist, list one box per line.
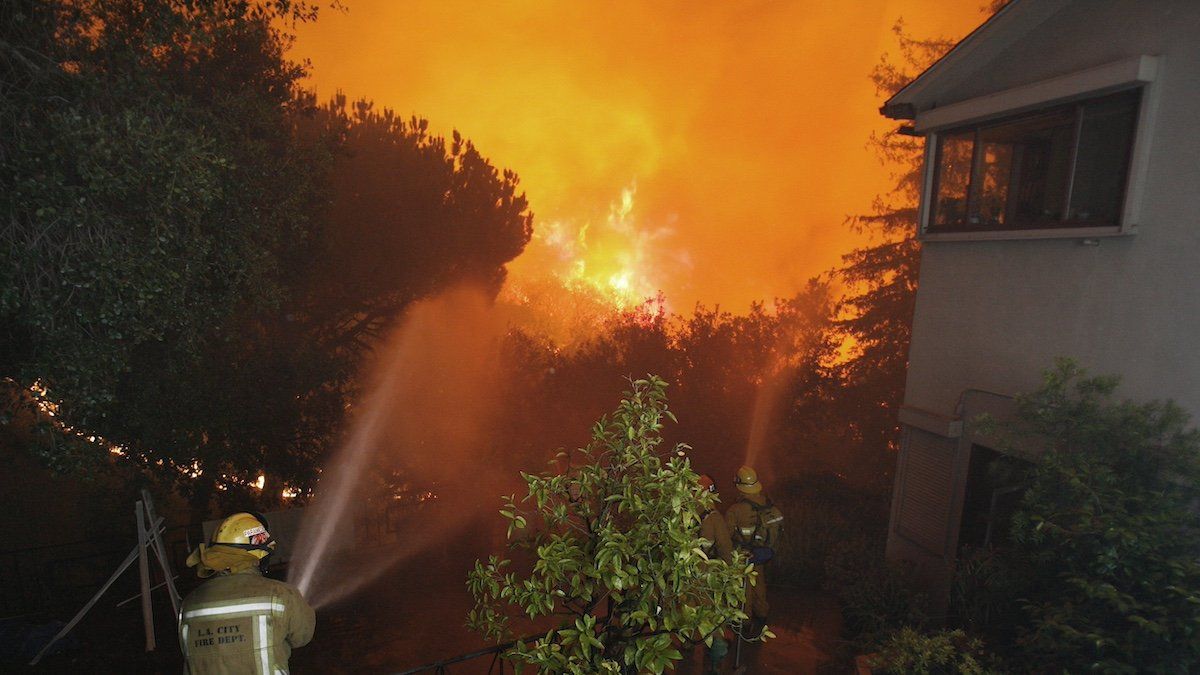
left=297, top=527, right=847, bottom=674
left=20, top=528, right=845, bottom=674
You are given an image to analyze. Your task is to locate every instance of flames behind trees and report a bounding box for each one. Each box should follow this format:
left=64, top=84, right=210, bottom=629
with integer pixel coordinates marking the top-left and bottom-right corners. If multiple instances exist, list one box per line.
left=289, top=0, right=985, bottom=311
left=4, top=0, right=969, bottom=589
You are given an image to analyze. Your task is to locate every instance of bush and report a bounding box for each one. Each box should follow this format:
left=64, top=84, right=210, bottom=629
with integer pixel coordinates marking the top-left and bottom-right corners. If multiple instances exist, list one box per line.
left=949, top=546, right=1022, bottom=643
left=983, top=360, right=1200, bottom=672
left=770, top=472, right=890, bottom=590
left=467, top=377, right=755, bottom=674
left=871, top=628, right=991, bottom=675
left=824, top=536, right=928, bottom=648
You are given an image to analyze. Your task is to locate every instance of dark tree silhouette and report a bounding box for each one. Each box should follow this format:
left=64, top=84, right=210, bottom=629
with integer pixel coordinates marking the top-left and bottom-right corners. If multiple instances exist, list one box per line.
left=297, top=98, right=533, bottom=352
left=829, top=23, right=955, bottom=489
left=1, top=2, right=533, bottom=507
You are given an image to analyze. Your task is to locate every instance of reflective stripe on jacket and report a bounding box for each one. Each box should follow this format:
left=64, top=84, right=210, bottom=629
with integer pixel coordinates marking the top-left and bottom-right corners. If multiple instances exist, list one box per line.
left=180, top=567, right=315, bottom=675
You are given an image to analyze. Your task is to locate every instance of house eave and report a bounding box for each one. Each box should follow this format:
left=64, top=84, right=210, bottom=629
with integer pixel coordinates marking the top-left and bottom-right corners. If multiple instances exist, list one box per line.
left=883, top=0, right=1072, bottom=119
left=880, top=101, right=915, bottom=121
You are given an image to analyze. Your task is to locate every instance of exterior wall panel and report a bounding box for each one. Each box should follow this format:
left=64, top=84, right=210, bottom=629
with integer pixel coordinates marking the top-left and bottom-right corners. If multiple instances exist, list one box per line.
left=894, top=429, right=957, bottom=556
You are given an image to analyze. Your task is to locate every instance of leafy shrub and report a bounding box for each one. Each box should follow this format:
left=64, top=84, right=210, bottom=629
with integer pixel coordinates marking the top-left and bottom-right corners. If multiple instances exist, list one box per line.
left=871, top=627, right=990, bottom=675
left=988, top=360, right=1200, bottom=672
left=467, top=377, right=754, bottom=674
left=824, top=536, right=928, bottom=647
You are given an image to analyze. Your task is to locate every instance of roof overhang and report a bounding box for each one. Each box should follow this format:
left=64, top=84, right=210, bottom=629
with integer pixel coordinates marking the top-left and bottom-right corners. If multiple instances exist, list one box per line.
left=881, top=0, right=1072, bottom=120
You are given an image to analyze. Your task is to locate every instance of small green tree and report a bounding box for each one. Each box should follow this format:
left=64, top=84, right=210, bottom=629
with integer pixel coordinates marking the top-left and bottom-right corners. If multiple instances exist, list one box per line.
left=467, top=376, right=757, bottom=674
left=998, top=359, right=1200, bottom=671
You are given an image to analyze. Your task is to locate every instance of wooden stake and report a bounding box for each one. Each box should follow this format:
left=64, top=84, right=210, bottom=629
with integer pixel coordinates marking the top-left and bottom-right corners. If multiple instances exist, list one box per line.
left=141, top=489, right=181, bottom=615
left=29, top=517, right=163, bottom=665
left=136, top=500, right=155, bottom=652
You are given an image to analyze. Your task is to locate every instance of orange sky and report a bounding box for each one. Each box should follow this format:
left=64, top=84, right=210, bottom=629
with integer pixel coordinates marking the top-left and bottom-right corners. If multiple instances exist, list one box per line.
left=290, top=1, right=985, bottom=312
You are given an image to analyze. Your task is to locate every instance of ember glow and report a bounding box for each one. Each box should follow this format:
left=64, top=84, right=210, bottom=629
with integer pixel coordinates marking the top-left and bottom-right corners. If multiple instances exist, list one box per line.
left=290, top=1, right=982, bottom=311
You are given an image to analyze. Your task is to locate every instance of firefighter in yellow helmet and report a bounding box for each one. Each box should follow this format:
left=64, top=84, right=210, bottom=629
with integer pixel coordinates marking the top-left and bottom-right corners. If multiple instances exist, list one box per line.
left=724, top=466, right=783, bottom=633
left=179, top=512, right=315, bottom=674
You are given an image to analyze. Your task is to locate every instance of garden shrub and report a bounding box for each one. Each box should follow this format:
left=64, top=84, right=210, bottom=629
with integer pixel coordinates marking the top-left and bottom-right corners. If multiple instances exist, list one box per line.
left=871, top=627, right=990, bottom=675
left=949, top=546, right=1022, bottom=645
left=771, top=472, right=889, bottom=590
left=824, top=536, right=928, bottom=648
left=980, top=360, right=1200, bottom=672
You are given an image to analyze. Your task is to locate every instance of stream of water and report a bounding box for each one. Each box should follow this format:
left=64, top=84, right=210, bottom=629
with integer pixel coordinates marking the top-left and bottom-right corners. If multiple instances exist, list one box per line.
left=288, top=286, right=507, bottom=608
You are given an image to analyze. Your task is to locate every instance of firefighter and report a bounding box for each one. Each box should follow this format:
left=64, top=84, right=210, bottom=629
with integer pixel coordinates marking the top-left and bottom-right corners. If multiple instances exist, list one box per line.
left=179, top=512, right=315, bottom=674
left=724, top=465, right=783, bottom=633
left=697, top=474, right=734, bottom=674
left=698, top=474, right=733, bottom=563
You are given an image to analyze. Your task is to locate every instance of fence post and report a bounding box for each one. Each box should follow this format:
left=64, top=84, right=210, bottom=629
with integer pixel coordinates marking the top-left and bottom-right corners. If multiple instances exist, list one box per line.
left=136, top=500, right=155, bottom=652
left=141, top=489, right=182, bottom=615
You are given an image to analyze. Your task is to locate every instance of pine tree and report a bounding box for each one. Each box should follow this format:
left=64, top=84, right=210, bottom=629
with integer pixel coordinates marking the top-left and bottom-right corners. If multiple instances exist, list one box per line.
left=832, top=23, right=954, bottom=483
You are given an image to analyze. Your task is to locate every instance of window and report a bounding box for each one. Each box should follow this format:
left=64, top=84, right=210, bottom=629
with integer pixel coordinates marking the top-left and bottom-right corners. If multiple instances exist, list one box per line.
left=956, top=445, right=1030, bottom=552
left=927, top=89, right=1141, bottom=234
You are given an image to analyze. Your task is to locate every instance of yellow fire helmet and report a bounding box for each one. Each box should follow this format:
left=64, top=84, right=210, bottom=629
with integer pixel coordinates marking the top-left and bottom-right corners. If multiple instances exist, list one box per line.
left=186, top=512, right=277, bottom=577
left=734, top=465, right=762, bottom=495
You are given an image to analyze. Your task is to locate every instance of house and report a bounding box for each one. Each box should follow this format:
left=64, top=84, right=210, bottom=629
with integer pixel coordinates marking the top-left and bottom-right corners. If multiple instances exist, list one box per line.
left=879, top=0, right=1200, bottom=605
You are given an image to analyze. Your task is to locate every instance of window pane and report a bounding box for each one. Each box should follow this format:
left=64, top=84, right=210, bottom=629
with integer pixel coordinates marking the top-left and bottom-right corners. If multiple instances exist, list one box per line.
left=1069, top=90, right=1140, bottom=225
left=934, top=131, right=974, bottom=228
left=977, top=141, right=1013, bottom=226
left=978, top=107, right=1075, bottom=228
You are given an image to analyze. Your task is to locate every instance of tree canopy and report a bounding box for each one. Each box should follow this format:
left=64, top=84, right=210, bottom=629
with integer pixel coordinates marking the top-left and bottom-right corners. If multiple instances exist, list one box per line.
left=826, top=22, right=955, bottom=487
left=1, top=0, right=532, bottom=502
left=1, top=0, right=322, bottom=433
left=468, top=376, right=758, bottom=674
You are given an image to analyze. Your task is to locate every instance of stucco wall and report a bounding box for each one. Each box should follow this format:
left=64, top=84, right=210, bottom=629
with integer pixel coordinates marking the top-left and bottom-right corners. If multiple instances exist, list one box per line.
left=904, top=0, right=1200, bottom=419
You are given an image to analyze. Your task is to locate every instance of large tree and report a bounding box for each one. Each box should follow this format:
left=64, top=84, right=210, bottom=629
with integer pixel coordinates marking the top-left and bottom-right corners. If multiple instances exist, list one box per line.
left=297, top=98, right=533, bottom=351
left=92, top=109, right=532, bottom=505
left=1, top=0, right=326, bottom=465
left=1, top=0, right=328, bottom=482
left=1, top=1, right=533, bottom=505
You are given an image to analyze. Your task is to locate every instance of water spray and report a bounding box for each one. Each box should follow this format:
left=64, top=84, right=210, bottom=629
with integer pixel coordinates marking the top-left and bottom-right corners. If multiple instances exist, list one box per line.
left=287, top=286, right=509, bottom=608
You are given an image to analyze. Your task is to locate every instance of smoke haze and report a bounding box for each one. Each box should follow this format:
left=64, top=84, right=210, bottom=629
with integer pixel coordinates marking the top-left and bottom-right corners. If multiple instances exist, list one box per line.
left=290, top=1, right=983, bottom=311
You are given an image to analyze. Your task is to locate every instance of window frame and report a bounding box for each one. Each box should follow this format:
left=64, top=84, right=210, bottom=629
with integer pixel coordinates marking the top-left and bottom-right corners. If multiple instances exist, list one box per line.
left=915, top=56, right=1160, bottom=242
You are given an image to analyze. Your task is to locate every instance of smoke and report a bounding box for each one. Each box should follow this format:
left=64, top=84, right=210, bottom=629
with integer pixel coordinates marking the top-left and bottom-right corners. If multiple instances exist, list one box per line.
left=289, top=286, right=513, bottom=608
left=289, top=1, right=985, bottom=311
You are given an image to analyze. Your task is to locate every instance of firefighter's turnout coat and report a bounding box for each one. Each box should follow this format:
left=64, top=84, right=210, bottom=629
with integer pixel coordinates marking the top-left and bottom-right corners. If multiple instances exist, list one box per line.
left=700, top=508, right=734, bottom=563
left=179, top=567, right=315, bottom=674
left=725, top=492, right=783, bottom=619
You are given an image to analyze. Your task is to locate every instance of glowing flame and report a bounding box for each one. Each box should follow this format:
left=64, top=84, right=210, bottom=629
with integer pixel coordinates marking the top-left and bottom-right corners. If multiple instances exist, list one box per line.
left=514, top=182, right=681, bottom=311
